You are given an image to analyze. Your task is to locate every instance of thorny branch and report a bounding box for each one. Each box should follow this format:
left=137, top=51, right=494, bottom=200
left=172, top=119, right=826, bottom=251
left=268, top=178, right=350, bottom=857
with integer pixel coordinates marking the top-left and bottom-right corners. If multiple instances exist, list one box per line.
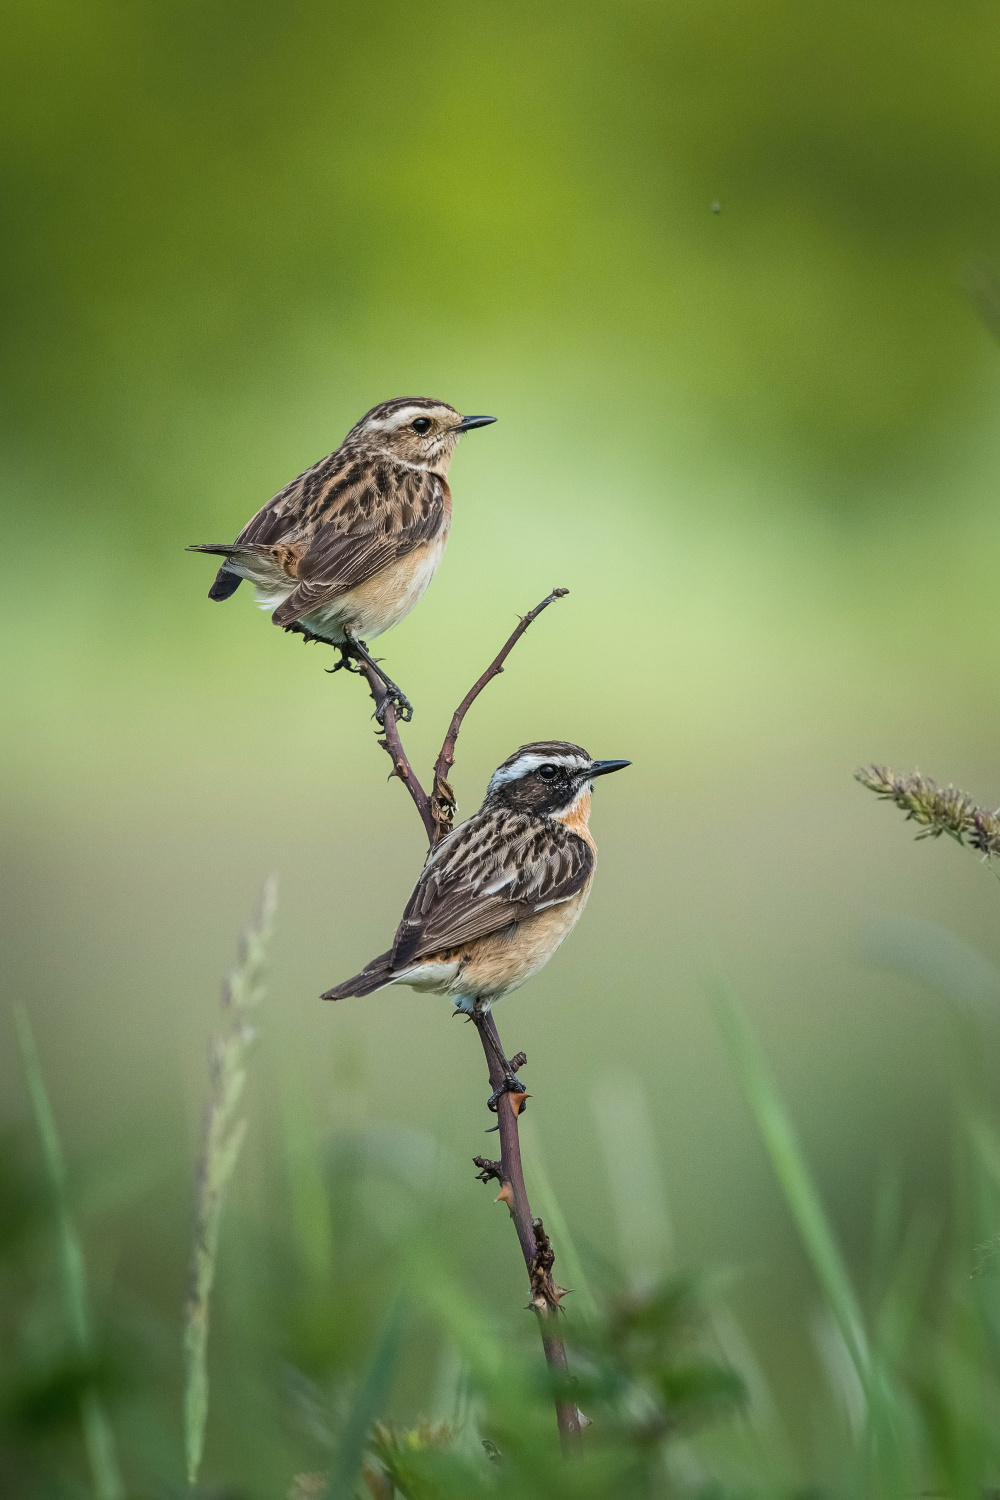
left=473, top=1012, right=584, bottom=1453
left=354, top=590, right=584, bottom=1452
left=429, top=587, right=570, bottom=842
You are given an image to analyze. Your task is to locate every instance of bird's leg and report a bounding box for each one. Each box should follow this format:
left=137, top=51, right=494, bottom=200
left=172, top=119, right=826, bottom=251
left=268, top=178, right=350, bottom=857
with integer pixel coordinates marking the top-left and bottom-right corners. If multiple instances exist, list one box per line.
left=343, top=632, right=413, bottom=723
left=470, top=1008, right=528, bottom=1113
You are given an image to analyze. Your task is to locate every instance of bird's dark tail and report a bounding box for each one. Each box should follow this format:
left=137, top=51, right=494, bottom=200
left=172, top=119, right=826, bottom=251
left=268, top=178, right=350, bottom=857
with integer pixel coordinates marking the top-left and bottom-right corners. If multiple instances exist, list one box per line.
left=321, top=950, right=395, bottom=1001
left=208, top=568, right=242, bottom=601
left=188, top=542, right=273, bottom=601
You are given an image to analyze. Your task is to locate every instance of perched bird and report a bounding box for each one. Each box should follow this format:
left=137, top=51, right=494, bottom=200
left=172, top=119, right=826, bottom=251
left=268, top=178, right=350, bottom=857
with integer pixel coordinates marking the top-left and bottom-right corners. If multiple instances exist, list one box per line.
left=188, top=398, right=496, bottom=718
left=323, top=742, right=630, bottom=1098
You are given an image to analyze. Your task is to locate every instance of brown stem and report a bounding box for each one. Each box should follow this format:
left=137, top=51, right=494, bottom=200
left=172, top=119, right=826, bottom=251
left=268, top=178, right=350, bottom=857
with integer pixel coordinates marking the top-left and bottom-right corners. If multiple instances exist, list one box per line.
left=429, top=589, right=569, bottom=845
left=351, top=592, right=579, bottom=1448
left=474, top=1012, right=583, bottom=1454
left=360, top=665, right=435, bottom=845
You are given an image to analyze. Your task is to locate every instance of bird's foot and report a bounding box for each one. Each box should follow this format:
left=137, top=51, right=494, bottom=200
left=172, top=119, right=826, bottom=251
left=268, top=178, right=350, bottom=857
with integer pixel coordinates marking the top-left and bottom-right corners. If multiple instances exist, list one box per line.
left=341, top=634, right=414, bottom=722
left=487, top=1057, right=529, bottom=1115
left=484, top=1077, right=529, bottom=1131
left=375, top=687, right=413, bottom=726
left=365, top=653, right=413, bottom=724
left=325, top=644, right=363, bottom=675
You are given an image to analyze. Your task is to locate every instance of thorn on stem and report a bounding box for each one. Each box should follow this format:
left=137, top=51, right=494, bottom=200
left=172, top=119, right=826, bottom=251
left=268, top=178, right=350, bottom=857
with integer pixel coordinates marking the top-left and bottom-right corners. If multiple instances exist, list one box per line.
left=495, top=1182, right=515, bottom=1214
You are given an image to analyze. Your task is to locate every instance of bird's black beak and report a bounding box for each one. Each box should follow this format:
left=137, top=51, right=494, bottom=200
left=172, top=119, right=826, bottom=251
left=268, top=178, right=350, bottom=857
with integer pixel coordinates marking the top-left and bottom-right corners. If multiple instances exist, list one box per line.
left=454, top=414, right=497, bottom=432
left=589, top=759, right=631, bottom=778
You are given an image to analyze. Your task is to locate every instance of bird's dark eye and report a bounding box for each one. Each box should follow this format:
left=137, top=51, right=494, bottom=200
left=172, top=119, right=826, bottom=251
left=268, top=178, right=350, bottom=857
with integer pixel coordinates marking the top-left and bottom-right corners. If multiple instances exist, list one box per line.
left=411, top=417, right=432, bottom=434
left=537, top=764, right=558, bottom=781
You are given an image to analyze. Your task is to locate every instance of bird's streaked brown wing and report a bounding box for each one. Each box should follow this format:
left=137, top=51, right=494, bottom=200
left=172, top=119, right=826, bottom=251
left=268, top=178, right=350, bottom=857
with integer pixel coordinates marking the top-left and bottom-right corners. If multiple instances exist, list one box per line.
left=224, top=467, right=319, bottom=550
left=390, top=812, right=594, bottom=969
left=270, top=467, right=447, bottom=626
left=187, top=453, right=356, bottom=567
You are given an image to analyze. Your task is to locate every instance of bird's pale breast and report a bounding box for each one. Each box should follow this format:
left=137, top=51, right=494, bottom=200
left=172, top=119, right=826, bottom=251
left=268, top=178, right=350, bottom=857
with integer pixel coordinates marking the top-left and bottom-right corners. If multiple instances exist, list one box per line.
left=457, top=882, right=593, bottom=997
left=299, top=527, right=450, bottom=643
left=396, top=875, right=594, bottom=1005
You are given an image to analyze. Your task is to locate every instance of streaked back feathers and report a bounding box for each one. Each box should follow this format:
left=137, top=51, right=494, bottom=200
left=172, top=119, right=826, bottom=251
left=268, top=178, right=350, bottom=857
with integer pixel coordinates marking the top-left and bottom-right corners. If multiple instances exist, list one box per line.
left=189, top=397, right=496, bottom=638
left=323, top=742, right=630, bottom=1004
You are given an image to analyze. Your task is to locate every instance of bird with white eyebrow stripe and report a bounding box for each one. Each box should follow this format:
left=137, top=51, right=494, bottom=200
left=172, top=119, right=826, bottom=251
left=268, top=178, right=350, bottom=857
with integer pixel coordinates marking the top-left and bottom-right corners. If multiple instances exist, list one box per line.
left=323, top=741, right=630, bottom=1104
left=187, top=397, right=496, bottom=720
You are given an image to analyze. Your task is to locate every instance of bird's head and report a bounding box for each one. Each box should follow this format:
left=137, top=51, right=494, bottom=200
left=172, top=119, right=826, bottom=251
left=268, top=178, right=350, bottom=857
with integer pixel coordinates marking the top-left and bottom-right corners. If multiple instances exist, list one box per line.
left=346, top=398, right=496, bottom=474
left=486, top=742, right=631, bottom=821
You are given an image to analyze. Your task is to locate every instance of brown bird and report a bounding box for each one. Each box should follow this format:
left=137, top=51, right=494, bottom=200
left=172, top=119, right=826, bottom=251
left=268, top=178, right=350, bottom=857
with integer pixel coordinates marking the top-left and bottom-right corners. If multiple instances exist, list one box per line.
left=323, top=742, right=630, bottom=1101
left=188, top=397, right=496, bottom=719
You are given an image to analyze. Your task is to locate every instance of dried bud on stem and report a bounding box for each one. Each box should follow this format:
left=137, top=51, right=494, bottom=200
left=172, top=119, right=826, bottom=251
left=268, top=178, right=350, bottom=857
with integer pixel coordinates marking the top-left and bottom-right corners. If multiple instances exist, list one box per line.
left=529, top=1218, right=570, bottom=1312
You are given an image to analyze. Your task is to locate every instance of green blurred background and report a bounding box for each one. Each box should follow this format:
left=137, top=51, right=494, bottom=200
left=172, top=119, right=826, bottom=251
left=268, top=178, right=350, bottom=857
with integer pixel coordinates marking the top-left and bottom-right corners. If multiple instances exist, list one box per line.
left=6, top=0, right=1000, bottom=1490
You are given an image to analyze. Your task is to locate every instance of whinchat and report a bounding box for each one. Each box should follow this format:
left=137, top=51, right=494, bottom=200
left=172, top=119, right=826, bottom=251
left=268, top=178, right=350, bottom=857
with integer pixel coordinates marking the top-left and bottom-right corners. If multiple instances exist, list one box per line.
left=323, top=743, right=629, bottom=1096
left=188, top=398, right=496, bottom=718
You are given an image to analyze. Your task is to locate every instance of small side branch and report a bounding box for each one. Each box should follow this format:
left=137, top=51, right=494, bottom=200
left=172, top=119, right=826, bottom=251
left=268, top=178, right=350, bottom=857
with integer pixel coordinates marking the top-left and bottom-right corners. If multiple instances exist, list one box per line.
left=353, top=590, right=568, bottom=851
left=429, top=589, right=569, bottom=844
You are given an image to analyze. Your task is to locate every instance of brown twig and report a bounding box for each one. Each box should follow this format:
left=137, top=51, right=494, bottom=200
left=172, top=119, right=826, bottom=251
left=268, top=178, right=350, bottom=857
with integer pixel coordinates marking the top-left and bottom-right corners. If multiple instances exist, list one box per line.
left=474, top=1014, right=583, bottom=1454
left=429, top=588, right=569, bottom=845
left=351, top=592, right=581, bottom=1450
left=356, top=589, right=569, bottom=851
left=360, top=667, right=435, bottom=844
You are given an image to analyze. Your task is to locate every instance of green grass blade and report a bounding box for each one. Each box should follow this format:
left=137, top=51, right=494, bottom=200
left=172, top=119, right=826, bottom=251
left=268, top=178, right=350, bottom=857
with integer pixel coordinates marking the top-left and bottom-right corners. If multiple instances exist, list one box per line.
left=184, top=876, right=277, bottom=1488
left=280, top=1086, right=334, bottom=1286
left=327, top=1294, right=407, bottom=1500
left=589, top=1070, right=673, bottom=1290
left=13, top=1004, right=125, bottom=1500
left=710, top=980, right=871, bottom=1392
left=518, top=1113, right=599, bottom=1322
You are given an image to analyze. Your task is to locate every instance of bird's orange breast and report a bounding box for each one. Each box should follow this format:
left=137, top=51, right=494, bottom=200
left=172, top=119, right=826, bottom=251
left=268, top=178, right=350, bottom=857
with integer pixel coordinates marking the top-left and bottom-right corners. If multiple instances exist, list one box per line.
left=442, top=881, right=594, bottom=998
left=554, top=788, right=596, bottom=851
